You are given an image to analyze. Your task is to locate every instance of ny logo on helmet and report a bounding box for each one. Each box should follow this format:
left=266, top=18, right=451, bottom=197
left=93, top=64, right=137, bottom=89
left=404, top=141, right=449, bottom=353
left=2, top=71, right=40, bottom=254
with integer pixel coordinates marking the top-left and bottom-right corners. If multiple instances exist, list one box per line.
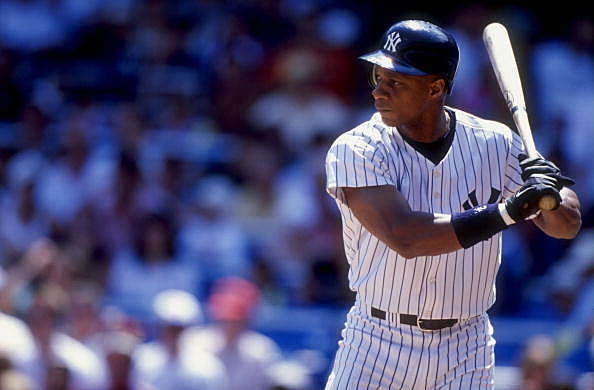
left=383, top=32, right=402, bottom=52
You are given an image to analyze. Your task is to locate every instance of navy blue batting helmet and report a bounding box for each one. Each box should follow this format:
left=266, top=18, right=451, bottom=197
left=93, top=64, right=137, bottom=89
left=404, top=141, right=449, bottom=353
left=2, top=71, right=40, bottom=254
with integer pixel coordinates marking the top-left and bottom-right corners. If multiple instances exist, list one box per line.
left=360, top=20, right=459, bottom=94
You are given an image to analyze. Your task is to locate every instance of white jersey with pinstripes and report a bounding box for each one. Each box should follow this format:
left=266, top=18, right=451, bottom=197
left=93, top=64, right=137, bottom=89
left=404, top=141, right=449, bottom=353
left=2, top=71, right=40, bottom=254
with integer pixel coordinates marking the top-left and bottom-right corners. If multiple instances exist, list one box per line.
left=325, top=107, right=524, bottom=319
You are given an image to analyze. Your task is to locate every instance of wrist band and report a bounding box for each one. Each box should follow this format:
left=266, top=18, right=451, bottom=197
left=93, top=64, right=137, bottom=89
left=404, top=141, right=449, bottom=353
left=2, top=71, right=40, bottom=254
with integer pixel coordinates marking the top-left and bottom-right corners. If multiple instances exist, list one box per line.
left=498, top=203, right=516, bottom=226
left=452, top=204, right=509, bottom=249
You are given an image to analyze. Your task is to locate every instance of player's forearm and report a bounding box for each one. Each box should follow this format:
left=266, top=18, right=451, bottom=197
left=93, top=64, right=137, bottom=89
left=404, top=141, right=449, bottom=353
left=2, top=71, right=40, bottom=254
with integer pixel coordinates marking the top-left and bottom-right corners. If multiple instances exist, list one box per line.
left=386, top=212, right=462, bottom=258
left=342, top=186, right=464, bottom=258
left=394, top=203, right=515, bottom=258
left=533, top=187, right=581, bottom=239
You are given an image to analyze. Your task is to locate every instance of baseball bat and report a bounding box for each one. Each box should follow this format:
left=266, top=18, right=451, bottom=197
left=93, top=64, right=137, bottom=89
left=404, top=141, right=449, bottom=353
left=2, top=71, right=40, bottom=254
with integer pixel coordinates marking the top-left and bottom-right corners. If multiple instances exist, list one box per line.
left=483, top=22, right=558, bottom=210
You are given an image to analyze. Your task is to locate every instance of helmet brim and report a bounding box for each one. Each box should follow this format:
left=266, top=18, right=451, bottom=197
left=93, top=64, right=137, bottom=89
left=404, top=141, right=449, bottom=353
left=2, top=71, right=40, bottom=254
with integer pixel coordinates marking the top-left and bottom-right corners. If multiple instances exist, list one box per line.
left=359, top=50, right=429, bottom=76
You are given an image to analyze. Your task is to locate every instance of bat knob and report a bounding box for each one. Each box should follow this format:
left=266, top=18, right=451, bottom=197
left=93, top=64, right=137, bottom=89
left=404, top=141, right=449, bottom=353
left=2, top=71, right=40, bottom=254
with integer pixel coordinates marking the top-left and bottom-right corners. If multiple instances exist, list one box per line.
left=539, top=195, right=559, bottom=211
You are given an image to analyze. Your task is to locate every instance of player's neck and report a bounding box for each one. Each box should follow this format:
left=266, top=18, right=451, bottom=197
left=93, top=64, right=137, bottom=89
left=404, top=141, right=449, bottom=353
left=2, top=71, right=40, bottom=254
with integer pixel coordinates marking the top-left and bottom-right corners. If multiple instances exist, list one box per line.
left=397, top=109, right=449, bottom=144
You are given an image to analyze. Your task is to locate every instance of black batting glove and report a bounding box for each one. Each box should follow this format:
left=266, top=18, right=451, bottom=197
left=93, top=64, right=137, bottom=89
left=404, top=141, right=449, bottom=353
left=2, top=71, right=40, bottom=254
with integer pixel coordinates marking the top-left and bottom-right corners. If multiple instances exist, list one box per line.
left=518, top=153, right=575, bottom=190
left=505, top=176, right=562, bottom=222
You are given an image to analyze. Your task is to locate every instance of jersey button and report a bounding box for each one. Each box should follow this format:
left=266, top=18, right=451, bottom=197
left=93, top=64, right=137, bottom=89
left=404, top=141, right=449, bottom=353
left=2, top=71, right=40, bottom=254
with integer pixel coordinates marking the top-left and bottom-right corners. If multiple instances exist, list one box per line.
left=433, top=192, right=440, bottom=198
left=429, top=275, right=437, bottom=282
left=433, top=170, right=441, bottom=176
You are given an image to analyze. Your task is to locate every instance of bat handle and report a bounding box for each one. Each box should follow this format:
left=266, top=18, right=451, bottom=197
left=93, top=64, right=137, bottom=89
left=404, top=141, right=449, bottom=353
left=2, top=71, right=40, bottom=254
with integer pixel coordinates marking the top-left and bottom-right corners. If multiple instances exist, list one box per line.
left=513, top=109, right=559, bottom=211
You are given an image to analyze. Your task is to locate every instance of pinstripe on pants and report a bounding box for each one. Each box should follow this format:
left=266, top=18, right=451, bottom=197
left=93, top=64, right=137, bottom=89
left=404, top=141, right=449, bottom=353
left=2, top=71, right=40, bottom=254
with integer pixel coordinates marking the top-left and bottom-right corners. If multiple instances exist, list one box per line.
left=325, top=300, right=495, bottom=390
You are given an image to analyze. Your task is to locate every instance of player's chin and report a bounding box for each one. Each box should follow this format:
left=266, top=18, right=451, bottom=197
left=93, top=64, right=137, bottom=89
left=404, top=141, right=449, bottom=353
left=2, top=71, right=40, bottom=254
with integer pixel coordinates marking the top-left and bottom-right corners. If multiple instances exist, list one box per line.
left=378, top=112, right=400, bottom=127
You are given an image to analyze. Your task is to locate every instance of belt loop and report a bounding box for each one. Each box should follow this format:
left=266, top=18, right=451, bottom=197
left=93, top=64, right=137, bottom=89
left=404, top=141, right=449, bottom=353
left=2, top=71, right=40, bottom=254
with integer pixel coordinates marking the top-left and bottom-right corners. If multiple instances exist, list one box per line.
left=416, top=318, right=432, bottom=333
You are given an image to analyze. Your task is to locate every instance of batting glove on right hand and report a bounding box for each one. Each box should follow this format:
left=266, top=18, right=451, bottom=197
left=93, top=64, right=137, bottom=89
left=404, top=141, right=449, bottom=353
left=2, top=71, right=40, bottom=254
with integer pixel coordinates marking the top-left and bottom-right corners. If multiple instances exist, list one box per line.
left=505, top=176, right=562, bottom=222
left=518, top=153, right=575, bottom=190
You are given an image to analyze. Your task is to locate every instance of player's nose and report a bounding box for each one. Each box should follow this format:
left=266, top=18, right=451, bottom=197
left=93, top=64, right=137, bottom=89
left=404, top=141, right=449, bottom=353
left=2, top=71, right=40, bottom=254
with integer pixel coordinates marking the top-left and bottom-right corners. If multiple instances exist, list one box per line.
left=372, top=82, right=388, bottom=100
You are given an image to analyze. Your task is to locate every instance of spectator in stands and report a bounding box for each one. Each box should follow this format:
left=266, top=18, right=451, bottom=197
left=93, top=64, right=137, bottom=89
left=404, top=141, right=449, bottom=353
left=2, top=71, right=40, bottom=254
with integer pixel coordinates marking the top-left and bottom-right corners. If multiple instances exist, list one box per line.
left=45, top=362, right=71, bottom=390
left=0, top=312, right=36, bottom=381
left=194, top=0, right=298, bottom=128
left=247, top=43, right=349, bottom=153
left=518, top=335, right=558, bottom=390
left=106, top=212, right=200, bottom=319
left=133, top=289, right=227, bottom=390
left=113, top=104, right=149, bottom=158
left=267, top=359, right=314, bottom=390
left=102, top=330, right=147, bottom=390
left=0, top=150, right=48, bottom=266
left=23, top=282, right=108, bottom=389
left=0, top=238, right=70, bottom=317
left=543, top=206, right=594, bottom=370
left=177, top=175, right=251, bottom=295
left=181, top=277, right=281, bottom=390
left=93, top=152, right=145, bottom=254
left=67, top=281, right=105, bottom=352
left=34, top=121, right=103, bottom=228
left=546, top=206, right=594, bottom=315
left=0, top=362, right=33, bottom=390
left=532, top=16, right=594, bottom=207
left=233, top=139, right=313, bottom=300
left=517, top=335, right=572, bottom=390
left=4, top=105, right=52, bottom=195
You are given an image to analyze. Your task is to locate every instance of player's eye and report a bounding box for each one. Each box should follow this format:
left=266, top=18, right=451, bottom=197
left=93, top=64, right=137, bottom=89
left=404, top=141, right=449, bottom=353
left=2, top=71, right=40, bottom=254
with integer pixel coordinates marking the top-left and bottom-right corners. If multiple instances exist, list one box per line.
left=374, top=75, right=399, bottom=87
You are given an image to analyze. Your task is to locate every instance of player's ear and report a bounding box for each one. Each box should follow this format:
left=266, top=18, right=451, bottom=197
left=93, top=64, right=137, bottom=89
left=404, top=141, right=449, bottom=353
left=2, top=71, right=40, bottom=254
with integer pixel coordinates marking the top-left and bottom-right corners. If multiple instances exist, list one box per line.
left=428, top=78, right=446, bottom=99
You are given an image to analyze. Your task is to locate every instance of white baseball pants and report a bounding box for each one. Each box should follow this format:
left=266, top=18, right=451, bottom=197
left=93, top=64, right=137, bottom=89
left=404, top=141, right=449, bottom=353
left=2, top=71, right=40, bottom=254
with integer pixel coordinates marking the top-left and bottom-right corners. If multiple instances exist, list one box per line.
left=325, top=302, right=495, bottom=389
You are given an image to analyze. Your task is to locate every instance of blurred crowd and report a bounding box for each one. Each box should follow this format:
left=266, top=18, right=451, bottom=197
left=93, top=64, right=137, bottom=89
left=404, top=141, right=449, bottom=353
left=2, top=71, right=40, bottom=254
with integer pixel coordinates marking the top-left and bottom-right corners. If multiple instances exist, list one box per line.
left=0, top=0, right=592, bottom=389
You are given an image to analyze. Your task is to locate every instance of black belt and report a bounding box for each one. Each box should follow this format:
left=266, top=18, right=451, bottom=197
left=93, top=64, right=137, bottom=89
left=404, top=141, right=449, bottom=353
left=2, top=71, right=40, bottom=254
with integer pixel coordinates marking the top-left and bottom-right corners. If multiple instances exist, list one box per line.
left=371, top=307, right=458, bottom=331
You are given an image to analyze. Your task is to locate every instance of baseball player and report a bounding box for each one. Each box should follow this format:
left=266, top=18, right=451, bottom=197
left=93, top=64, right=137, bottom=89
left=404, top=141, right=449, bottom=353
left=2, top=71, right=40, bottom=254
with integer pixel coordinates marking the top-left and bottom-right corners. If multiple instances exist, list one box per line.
left=324, top=20, right=582, bottom=389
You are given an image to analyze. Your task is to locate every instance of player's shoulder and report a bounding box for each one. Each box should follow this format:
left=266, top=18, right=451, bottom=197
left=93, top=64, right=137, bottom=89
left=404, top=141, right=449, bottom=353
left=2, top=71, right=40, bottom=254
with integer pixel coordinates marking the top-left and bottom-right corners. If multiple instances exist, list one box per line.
left=449, top=106, right=516, bottom=141
left=329, top=113, right=388, bottom=149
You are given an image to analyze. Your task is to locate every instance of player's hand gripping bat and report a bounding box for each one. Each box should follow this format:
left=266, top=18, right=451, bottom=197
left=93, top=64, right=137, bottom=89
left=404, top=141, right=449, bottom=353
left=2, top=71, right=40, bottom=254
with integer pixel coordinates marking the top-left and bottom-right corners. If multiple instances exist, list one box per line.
left=483, top=22, right=558, bottom=210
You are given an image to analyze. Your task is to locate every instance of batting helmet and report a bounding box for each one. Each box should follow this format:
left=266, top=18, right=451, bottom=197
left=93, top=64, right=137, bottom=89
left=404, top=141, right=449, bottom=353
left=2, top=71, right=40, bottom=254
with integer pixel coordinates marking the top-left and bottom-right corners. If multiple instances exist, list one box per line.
left=360, top=20, right=459, bottom=94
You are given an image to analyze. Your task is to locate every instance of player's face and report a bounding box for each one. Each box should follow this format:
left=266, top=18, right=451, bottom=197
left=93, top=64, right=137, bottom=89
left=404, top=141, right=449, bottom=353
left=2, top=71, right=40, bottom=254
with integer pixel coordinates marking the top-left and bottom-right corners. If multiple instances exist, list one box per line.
left=372, top=67, right=441, bottom=127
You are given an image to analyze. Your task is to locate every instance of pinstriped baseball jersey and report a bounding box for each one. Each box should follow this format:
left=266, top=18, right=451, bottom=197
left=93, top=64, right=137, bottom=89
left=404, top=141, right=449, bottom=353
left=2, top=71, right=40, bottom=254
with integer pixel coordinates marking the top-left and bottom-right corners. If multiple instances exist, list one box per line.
left=325, top=107, right=524, bottom=319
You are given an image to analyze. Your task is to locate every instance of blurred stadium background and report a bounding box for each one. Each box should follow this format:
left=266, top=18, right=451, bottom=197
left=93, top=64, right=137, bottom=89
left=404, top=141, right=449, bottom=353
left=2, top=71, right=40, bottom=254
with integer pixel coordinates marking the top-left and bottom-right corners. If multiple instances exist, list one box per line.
left=0, top=1, right=592, bottom=389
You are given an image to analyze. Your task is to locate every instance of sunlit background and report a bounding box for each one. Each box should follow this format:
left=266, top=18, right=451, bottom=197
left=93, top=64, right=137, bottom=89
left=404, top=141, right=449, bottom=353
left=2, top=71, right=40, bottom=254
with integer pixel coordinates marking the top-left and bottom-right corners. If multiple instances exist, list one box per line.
left=0, top=1, right=592, bottom=389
